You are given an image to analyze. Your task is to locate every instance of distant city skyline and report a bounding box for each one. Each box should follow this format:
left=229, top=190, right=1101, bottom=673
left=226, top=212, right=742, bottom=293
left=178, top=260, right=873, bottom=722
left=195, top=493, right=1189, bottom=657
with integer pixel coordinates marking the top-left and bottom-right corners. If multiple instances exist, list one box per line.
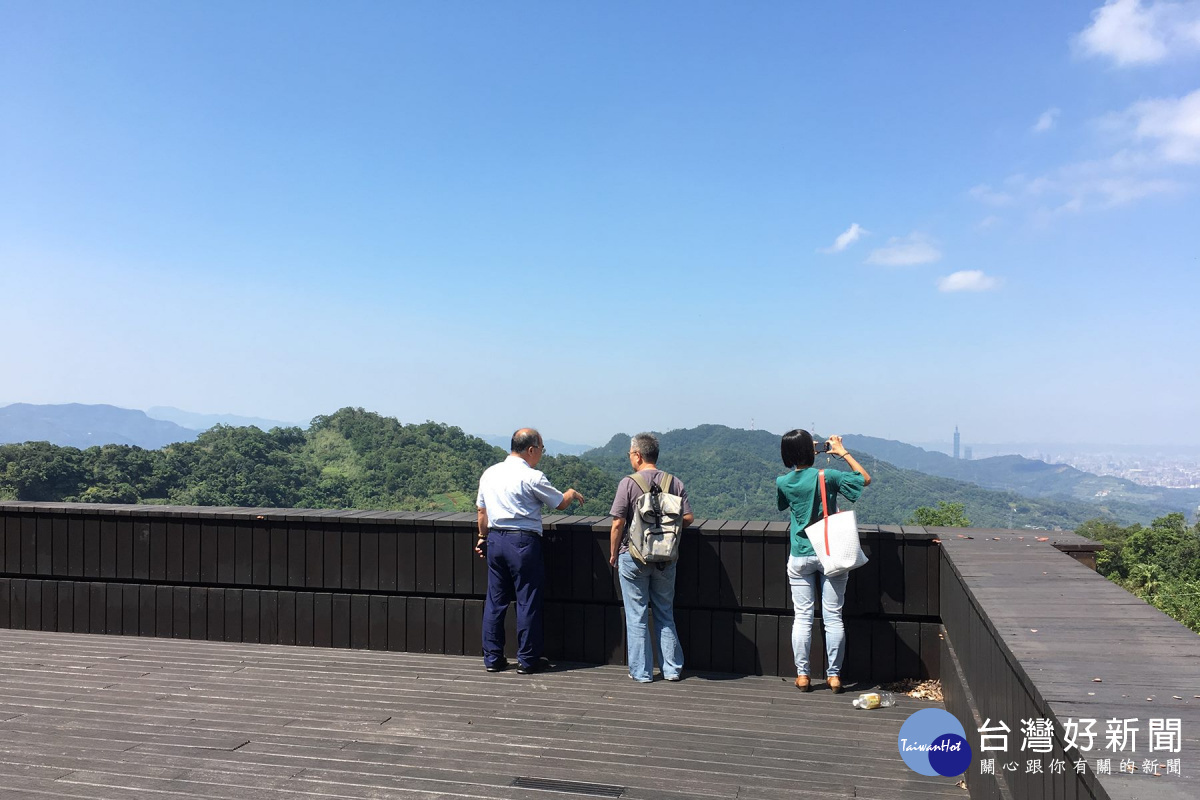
left=3, top=2, right=1197, bottom=445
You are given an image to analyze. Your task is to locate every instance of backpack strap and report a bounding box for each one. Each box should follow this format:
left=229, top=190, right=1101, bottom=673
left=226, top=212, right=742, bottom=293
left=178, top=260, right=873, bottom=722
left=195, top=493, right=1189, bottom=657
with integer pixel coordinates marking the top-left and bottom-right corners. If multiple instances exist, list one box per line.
left=655, top=472, right=673, bottom=492
left=628, top=472, right=652, bottom=494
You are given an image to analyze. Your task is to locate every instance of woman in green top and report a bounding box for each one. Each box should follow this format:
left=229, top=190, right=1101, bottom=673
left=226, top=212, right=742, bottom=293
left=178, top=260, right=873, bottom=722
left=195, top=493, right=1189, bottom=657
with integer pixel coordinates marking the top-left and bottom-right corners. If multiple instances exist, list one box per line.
left=776, top=430, right=871, bottom=693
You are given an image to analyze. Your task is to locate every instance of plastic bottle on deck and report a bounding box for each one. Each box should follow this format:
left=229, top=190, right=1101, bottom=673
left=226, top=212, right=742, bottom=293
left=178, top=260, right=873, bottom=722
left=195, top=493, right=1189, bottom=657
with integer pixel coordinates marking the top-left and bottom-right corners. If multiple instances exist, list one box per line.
left=852, top=691, right=896, bottom=709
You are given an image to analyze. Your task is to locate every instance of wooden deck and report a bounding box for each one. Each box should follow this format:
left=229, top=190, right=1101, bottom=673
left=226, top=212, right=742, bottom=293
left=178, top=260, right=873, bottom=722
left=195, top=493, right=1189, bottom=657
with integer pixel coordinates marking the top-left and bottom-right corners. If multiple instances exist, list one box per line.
left=0, top=628, right=963, bottom=800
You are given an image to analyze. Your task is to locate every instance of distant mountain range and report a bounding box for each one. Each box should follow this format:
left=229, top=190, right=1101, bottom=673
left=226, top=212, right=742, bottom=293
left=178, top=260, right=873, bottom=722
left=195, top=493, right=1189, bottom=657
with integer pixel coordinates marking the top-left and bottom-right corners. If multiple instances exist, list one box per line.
left=0, top=403, right=198, bottom=450
left=840, top=434, right=1200, bottom=519
left=146, top=406, right=300, bottom=432
left=480, top=434, right=595, bottom=457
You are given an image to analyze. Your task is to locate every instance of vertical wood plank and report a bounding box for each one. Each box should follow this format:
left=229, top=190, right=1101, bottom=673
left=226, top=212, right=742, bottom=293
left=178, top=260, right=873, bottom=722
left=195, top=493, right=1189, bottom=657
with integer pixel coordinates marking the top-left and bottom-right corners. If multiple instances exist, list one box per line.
left=132, top=520, right=150, bottom=580
left=277, top=590, right=296, bottom=646
left=207, top=587, right=225, bottom=641
left=139, top=585, right=156, bottom=637
left=341, top=526, right=360, bottom=591
left=368, top=594, right=388, bottom=650
left=414, top=529, right=435, bottom=594
left=67, top=518, right=84, bottom=577
left=406, top=597, right=425, bottom=653
left=305, top=526, right=324, bottom=588
left=313, top=593, right=333, bottom=646
left=287, top=525, right=306, bottom=588
left=397, top=529, right=416, bottom=593
left=260, top=590, right=278, bottom=645
left=252, top=525, right=271, bottom=586
left=182, top=522, right=201, bottom=583
left=51, top=518, right=68, bottom=576
left=331, top=593, right=351, bottom=648
left=270, top=524, right=288, bottom=587
left=164, top=521, right=182, bottom=582
left=171, top=586, right=188, bottom=638
left=83, top=518, right=101, bottom=578
left=296, top=592, right=315, bottom=647
left=378, top=529, right=398, bottom=593
left=199, top=523, right=218, bottom=584
left=434, top=529, right=453, bottom=595
left=463, top=599, right=483, bottom=658
left=189, top=587, right=207, bottom=640
left=223, top=588, right=243, bottom=642
left=121, top=584, right=138, bottom=635
left=57, top=582, right=74, bottom=633
left=387, top=596, right=407, bottom=652
left=235, top=523, right=253, bottom=585
left=445, top=598, right=464, bottom=656
left=323, top=529, right=342, bottom=590
left=425, top=597, right=445, bottom=654
left=359, top=528, right=378, bottom=591
left=242, top=590, right=260, bottom=643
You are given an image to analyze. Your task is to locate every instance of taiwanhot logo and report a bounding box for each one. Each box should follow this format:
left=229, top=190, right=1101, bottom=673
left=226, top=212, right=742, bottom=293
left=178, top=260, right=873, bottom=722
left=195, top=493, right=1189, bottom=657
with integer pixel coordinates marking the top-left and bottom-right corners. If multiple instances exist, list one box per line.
left=898, top=708, right=973, bottom=777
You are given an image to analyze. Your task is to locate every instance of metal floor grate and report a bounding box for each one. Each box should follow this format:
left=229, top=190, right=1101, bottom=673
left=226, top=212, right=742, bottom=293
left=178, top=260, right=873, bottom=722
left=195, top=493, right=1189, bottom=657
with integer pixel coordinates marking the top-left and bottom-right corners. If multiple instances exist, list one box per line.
left=511, top=776, right=625, bottom=797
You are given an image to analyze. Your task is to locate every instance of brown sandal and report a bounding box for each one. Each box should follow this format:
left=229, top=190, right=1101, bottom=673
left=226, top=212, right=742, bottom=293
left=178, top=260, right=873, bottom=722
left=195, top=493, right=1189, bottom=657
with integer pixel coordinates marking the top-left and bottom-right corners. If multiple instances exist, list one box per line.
left=794, top=675, right=811, bottom=692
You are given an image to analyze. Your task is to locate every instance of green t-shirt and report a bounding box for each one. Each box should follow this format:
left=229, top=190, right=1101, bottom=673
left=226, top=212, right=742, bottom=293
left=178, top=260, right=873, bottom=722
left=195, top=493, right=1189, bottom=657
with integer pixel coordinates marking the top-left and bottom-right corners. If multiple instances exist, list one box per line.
left=776, top=467, right=866, bottom=557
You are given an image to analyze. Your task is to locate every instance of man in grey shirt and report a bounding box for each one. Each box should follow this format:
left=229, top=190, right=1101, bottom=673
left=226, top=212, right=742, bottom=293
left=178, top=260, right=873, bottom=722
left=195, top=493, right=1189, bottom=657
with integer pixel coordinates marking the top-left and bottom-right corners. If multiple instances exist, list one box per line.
left=609, top=433, right=694, bottom=682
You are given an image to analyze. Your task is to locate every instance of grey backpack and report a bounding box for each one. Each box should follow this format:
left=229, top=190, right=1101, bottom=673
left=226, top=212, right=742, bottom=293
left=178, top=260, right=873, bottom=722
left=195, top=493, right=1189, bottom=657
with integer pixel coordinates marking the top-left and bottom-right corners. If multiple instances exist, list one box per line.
left=626, top=471, right=684, bottom=564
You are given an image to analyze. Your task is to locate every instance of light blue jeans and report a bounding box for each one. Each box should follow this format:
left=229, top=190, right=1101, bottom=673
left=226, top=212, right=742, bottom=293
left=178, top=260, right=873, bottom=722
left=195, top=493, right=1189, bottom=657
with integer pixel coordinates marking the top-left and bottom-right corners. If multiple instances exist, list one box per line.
left=788, top=554, right=849, bottom=678
left=618, top=552, right=684, bottom=682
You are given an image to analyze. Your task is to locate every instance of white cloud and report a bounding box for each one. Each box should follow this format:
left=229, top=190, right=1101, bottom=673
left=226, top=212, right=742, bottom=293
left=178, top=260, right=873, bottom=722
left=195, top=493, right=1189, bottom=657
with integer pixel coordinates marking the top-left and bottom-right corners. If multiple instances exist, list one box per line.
left=977, top=215, right=1003, bottom=230
left=820, top=223, right=869, bottom=253
left=1033, top=108, right=1061, bottom=133
left=1075, top=0, right=1200, bottom=66
left=938, top=270, right=1001, bottom=293
left=1127, top=87, right=1200, bottom=162
left=865, top=233, right=942, bottom=266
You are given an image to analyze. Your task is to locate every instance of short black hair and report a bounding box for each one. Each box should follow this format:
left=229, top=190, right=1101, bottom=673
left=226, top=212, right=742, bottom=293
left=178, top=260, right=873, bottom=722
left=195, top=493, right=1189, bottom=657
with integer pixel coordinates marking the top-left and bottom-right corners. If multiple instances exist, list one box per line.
left=781, top=429, right=815, bottom=469
left=511, top=429, right=541, bottom=453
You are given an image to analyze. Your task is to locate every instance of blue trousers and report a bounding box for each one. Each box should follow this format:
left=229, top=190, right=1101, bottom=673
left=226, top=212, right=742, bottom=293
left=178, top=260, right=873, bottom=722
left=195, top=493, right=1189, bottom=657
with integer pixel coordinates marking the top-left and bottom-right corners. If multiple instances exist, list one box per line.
left=482, top=530, right=544, bottom=668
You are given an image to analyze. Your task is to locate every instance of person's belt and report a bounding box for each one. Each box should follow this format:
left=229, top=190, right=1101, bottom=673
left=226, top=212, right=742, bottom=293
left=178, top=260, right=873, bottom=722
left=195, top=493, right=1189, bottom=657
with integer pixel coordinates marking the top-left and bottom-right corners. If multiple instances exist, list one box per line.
left=489, top=526, right=541, bottom=535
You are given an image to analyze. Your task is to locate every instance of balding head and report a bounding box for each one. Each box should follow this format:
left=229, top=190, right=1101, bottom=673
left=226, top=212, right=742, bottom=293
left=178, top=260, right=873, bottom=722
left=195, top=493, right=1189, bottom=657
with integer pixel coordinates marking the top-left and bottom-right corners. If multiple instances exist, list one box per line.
left=510, top=428, right=542, bottom=454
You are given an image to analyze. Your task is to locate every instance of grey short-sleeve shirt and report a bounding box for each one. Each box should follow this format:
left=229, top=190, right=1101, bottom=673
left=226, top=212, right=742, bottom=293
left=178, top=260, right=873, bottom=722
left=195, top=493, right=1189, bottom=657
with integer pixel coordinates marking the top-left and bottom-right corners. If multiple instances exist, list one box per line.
left=609, top=469, right=692, bottom=553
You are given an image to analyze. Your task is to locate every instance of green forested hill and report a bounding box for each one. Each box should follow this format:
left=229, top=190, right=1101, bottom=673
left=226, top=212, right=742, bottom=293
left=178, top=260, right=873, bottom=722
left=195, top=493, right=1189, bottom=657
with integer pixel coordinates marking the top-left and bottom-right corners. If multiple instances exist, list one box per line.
left=580, top=425, right=1169, bottom=528
left=0, top=408, right=617, bottom=517
left=0, top=412, right=1178, bottom=528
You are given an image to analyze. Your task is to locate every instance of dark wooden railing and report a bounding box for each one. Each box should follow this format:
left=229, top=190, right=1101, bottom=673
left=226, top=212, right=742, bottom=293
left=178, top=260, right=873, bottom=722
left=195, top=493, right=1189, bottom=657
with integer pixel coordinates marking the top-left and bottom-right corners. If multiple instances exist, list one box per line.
left=0, top=502, right=940, bottom=681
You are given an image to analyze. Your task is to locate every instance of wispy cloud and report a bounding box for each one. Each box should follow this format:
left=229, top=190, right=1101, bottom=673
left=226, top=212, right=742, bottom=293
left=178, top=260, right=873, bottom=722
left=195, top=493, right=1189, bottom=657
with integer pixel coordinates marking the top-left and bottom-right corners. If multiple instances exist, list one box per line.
left=968, top=184, right=1015, bottom=206
left=1033, top=108, right=1061, bottom=133
left=976, top=215, right=1003, bottom=230
left=1074, top=0, right=1200, bottom=66
left=820, top=223, right=869, bottom=253
left=865, top=233, right=942, bottom=266
left=970, top=88, right=1195, bottom=215
left=938, top=270, right=1001, bottom=292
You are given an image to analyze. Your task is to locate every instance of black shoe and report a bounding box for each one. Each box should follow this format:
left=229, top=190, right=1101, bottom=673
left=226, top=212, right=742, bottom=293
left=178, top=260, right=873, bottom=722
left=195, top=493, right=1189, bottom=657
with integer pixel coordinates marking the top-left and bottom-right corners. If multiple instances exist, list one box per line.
left=485, top=659, right=509, bottom=673
left=516, top=658, right=549, bottom=675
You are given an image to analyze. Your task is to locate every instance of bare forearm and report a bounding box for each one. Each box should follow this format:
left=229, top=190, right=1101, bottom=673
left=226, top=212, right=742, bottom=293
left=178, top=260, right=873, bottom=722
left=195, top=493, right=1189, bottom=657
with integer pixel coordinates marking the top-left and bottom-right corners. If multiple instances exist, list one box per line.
left=609, top=518, right=626, bottom=566
left=842, top=453, right=871, bottom=485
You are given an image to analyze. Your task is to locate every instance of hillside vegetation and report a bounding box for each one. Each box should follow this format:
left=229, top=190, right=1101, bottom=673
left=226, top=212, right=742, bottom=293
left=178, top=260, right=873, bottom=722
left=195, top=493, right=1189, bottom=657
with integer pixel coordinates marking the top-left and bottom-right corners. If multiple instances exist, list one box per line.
left=0, top=413, right=1181, bottom=530
left=580, top=425, right=1169, bottom=529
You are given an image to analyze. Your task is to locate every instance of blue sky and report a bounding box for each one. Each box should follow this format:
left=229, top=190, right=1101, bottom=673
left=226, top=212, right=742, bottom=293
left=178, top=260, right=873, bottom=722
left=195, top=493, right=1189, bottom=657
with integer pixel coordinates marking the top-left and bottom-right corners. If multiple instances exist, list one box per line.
left=2, top=1, right=1197, bottom=447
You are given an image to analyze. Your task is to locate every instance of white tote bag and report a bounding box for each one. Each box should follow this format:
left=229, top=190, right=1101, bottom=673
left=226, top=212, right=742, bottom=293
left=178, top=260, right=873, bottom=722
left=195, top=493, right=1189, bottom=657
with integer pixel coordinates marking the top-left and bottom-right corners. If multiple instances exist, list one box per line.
left=803, top=469, right=868, bottom=577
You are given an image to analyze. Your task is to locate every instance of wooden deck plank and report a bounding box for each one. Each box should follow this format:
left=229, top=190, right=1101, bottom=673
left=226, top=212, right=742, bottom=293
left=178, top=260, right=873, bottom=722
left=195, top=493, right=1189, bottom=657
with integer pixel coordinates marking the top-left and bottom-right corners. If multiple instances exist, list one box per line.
left=0, top=628, right=961, bottom=799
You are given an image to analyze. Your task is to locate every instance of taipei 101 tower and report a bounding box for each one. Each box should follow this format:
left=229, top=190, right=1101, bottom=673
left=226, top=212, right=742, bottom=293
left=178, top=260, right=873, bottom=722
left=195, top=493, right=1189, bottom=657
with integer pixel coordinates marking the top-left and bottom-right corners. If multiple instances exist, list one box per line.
left=954, top=426, right=961, bottom=460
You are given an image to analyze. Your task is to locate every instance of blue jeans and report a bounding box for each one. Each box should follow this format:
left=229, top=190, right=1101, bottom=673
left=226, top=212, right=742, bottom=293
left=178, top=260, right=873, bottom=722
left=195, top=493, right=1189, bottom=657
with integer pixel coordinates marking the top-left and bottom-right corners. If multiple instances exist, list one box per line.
left=483, top=530, right=544, bottom=668
left=787, top=554, right=848, bottom=678
left=617, top=552, right=684, bottom=682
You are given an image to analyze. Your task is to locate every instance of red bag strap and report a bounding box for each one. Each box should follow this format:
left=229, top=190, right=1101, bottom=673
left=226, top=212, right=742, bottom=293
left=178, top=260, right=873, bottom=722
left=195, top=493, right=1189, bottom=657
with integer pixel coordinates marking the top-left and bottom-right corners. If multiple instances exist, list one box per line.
left=818, top=469, right=831, bottom=556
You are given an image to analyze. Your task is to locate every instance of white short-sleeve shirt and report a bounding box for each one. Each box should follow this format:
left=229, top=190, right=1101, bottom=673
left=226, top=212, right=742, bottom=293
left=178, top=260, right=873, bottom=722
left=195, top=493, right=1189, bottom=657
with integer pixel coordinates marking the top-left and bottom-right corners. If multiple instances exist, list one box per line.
left=476, top=455, right=565, bottom=534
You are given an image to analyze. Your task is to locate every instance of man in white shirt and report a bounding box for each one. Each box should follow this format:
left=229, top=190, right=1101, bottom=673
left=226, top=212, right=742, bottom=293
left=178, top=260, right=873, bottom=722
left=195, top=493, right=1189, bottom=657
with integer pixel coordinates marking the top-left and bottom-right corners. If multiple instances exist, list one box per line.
left=475, top=429, right=585, bottom=674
